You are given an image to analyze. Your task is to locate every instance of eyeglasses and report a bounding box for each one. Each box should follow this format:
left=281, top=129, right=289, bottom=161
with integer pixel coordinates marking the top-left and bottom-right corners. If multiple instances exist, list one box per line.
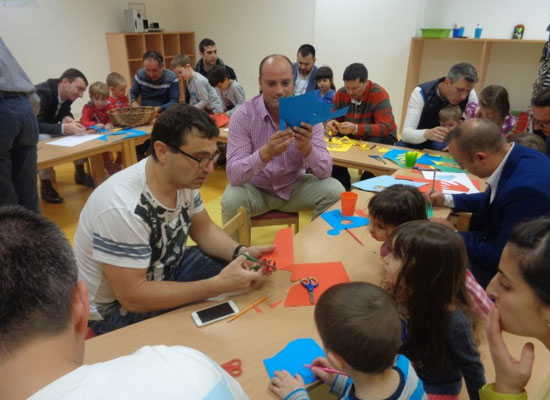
left=167, top=144, right=220, bottom=169
left=532, top=117, right=550, bottom=129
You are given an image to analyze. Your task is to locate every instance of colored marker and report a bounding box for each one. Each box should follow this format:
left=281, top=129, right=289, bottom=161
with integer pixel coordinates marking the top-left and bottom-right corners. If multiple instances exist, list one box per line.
left=304, top=364, right=349, bottom=376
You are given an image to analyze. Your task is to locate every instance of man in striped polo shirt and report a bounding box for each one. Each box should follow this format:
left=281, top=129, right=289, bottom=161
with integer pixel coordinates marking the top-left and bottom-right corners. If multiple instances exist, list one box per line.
left=130, top=50, right=179, bottom=113
left=326, top=63, right=397, bottom=190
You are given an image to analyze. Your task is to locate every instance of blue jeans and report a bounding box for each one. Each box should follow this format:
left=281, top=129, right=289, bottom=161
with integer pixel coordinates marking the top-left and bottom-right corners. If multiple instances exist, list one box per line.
left=89, top=247, right=226, bottom=335
left=396, top=139, right=447, bottom=151
left=0, top=93, right=39, bottom=212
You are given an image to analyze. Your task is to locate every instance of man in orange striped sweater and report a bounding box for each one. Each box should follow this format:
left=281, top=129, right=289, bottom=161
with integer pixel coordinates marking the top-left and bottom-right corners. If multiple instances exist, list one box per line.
left=326, top=63, right=397, bottom=190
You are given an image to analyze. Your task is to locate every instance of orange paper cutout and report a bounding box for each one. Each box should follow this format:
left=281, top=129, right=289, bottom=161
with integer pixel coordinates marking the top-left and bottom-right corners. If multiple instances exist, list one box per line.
left=284, top=262, right=351, bottom=307
left=254, top=305, right=263, bottom=313
left=395, top=175, right=442, bottom=194
left=269, top=300, right=283, bottom=309
left=261, top=227, right=294, bottom=271
left=211, top=113, right=230, bottom=127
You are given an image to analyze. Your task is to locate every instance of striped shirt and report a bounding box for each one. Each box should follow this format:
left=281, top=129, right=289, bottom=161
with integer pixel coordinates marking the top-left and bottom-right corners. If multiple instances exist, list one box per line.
left=74, top=158, right=203, bottom=320
left=226, top=94, right=333, bottom=200
left=283, top=355, right=426, bottom=400
left=130, top=68, right=179, bottom=111
left=332, top=80, right=397, bottom=141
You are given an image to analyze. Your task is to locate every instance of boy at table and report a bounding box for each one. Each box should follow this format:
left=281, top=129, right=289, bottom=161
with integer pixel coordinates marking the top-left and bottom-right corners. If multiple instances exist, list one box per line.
left=269, top=282, right=426, bottom=400
left=0, top=206, right=249, bottom=399
left=74, top=103, right=273, bottom=335
left=106, top=72, right=129, bottom=108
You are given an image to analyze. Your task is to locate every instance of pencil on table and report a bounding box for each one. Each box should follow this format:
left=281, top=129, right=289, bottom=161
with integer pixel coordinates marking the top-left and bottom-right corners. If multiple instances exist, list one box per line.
left=227, top=293, right=271, bottom=322
left=345, top=228, right=364, bottom=246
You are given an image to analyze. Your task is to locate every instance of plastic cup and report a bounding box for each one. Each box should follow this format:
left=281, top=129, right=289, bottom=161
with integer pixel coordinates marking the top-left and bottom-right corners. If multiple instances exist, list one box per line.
left=452, top=28, right=460, bottom=38
left=341, top=192, right=358, bottom=217
left=405, top=151, right=418, bottom=168
left=475, top=27, right=483, bottom=39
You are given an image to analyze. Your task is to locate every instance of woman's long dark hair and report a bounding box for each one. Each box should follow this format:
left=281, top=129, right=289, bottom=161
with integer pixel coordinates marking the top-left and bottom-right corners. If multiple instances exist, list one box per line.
left=385, top=220, right=474, bottom=370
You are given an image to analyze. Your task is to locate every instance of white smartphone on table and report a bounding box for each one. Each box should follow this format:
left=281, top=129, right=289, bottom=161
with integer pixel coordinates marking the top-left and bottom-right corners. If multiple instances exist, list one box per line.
left=191, top=301, right=239, bottom=327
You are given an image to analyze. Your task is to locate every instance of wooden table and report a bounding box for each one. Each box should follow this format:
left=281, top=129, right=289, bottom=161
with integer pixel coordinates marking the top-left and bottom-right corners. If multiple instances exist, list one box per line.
left=217, top=128, right=453, bottom=176
left=37, top=125, right=153, bottom=185
left=84, top=190, right=451, bottom=398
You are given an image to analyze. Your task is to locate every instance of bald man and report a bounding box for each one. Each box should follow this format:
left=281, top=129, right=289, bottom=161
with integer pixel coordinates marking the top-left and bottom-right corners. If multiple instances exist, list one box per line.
left=221, top=54, right=344, bottom=237
left=430, top=119, right=550, bottom=287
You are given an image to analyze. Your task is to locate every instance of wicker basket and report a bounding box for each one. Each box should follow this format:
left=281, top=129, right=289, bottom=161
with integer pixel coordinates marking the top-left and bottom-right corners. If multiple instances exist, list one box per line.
left=108, top=106, right=157, bottom=127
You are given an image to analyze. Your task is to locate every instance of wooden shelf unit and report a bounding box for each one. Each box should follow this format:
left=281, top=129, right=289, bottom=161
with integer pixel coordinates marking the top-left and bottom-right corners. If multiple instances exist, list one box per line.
left=106, top=31, right=196, bottom=88
left=400, top=37, right=547, bottom=131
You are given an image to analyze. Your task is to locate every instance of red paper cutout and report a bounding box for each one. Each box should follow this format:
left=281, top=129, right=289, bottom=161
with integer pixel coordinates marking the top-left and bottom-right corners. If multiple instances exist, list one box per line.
left=394, top=175, right=442, bottom=193
left=261, top=227, right=294, bottom=271
left=355, top=208, right=368, bottom=217
left=269, top=300, right=283, bottom=309
left=284, top=262, right=351, bottom=307
left=440, top=181, right=469, bottom=192
left=254, top=305, right=263, bottom=313
left=211, top=113, right=230, bottom=127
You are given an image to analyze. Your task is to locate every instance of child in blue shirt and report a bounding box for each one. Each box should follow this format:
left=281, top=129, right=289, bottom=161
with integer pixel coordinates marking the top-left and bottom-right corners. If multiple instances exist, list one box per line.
left=314, top=66, right=336, bottom=104
left=269, top=282, right=426, bottom=400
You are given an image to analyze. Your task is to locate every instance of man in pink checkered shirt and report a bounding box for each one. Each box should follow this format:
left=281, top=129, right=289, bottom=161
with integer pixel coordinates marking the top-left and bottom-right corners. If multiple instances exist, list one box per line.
left=222, top=54, right=344, bottom=234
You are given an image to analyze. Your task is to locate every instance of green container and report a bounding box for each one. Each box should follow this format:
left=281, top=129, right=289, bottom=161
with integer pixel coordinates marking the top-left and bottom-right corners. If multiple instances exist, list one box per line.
left=420, top=28, right=451, bottom=38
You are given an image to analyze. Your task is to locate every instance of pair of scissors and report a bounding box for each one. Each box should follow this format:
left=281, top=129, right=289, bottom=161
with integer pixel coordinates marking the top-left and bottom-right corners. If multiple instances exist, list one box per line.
left=368, top=154, right=387, bottom=165
left=300, top=276, right=319, bottom=304
left=220, top=358, right=243, bottom=377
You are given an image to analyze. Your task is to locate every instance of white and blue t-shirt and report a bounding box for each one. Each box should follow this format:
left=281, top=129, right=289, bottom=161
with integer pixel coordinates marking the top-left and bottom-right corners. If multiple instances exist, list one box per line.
left=74, top=158, right=204, bottom=320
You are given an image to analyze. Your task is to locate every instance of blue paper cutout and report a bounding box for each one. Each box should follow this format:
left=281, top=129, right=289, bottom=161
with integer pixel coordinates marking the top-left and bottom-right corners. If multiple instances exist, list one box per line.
left=352, top=175, right=426, bottom=192
left=321, top=209, right=369, bottom=235
left=263, top=338, right=325, bottom=384
left=88, top=124, right=108, bottom=133
left=97, top=129, right=147, bottom=141
left=279, top=92, right=349, bottom=129
left=382, top=149, right=408, bottom=167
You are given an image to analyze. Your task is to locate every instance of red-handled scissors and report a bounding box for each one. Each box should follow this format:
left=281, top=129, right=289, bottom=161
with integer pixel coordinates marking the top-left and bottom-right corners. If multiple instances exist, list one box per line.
left=300, top=276, right=319, bottom=304
left=220, top=358, right=243, bottom=377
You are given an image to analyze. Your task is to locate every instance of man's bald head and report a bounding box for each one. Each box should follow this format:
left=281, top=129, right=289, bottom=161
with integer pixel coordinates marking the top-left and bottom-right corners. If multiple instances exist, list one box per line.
left=445, top=118, right=507, bottom=160
left=258, top=54, right=293, bottom=77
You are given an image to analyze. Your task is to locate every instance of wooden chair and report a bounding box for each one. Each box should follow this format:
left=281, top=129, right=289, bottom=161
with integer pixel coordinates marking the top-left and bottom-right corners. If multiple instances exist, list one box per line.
left=251, top=210, right=299, bottom=234
left=222, top=206, right=251, bottom=246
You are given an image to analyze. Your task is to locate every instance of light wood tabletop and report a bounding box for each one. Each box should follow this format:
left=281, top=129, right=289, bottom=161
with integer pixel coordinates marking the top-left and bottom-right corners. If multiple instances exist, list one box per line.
left=83, top=190, right=451, bottom=398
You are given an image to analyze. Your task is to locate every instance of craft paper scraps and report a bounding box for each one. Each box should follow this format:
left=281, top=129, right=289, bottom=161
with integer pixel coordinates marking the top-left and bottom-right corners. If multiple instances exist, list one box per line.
left=394, top=175, right=442, bottom=193
left=416, top=154, right=463, bottom=173
left=263, top=338, right=325, bottom=384
left=285, top=262, right=351, bottom=307
left=279, top=91, right=349, bottom=129
left=420, top=171, right=480, bottom=194
left=325, top=136, right=353, bottom=152
left=381, top=149, right=409, bottom=167
left=321, top=209, right=369, bottom=236
left=97, top=128, right=147, bottom=141
left=352, top=175, right=426, bottom=192
left=260, top=227, right=294, bottom=271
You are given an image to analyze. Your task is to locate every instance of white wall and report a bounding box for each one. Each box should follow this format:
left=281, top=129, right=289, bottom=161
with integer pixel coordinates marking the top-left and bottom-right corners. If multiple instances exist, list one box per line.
left=314, top=0, right=426, bottom=126
left=176, top=0, right=316, bottom=99
left=0, top=0, right=178, bottom=113
left=422, top=0, right=550, bottom=40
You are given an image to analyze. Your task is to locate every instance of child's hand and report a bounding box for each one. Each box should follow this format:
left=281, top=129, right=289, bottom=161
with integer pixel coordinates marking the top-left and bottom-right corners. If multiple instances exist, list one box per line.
left=268, top=370, right=306, bottom=400
left=105, top=123, right=114, bottom=130
left=310, top=356, right=338, bottom=385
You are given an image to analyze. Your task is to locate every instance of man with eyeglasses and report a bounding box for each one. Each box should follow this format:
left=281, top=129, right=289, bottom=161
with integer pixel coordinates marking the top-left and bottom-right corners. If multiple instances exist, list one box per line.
left=130, top=50, right=179, bottom=113
left=74, top=104, right=273, bottom=335
left=531, top=88, right=550, bottom=154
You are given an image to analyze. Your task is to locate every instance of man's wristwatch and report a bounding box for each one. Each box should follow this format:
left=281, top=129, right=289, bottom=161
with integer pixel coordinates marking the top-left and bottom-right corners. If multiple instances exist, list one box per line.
left=232, top=244, right=246, bottom=260
left=353, top=124, right=358, bottom=134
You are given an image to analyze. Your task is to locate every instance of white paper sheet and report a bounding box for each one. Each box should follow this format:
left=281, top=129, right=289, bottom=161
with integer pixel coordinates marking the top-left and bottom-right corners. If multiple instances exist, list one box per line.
left=45, top=134, right=102, bottom=147
left=421, top=171, right=480, bottom=194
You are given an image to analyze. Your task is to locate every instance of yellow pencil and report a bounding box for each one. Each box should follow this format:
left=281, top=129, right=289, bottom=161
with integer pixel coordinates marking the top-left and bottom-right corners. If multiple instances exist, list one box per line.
left=227, top=293, right=271, bottom=322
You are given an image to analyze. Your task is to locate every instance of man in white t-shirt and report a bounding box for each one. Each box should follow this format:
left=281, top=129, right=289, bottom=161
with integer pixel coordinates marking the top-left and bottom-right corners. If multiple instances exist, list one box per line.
left=74, top=104, right=273, bottom=335
left=292, top=44, right=318, bottom=96
left=399, top=62, right=479, bottom=151
left=0, top=206, right=248, bottom=399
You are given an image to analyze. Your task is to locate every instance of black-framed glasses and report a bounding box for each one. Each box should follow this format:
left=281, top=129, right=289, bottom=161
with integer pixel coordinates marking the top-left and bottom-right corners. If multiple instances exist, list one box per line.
left=532, top=117, right=550, bottom=129
left=167, top=143, right=220, bottom=169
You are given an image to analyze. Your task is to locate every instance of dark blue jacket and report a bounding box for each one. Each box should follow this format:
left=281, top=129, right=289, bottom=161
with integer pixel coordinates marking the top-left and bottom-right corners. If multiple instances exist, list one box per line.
left=35, top=78, right=74, bottom=136
left=292, top=63, right=318, bottom=93
left=453, top=144, right=550, bottom=287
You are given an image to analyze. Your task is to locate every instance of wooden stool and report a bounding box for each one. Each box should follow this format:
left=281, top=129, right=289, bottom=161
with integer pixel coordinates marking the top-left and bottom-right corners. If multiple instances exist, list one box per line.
left=251, top=210, right=299, bottom=234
